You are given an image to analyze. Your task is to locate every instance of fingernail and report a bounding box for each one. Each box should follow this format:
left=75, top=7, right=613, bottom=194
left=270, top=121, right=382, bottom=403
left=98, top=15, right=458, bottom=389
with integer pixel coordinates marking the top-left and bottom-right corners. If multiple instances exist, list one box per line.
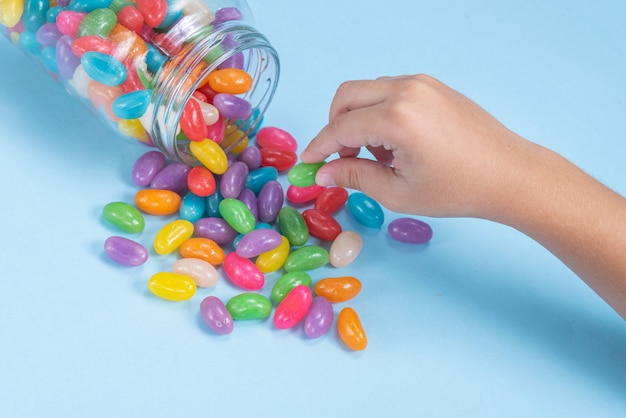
left=316, top=170, right=335, bottom=187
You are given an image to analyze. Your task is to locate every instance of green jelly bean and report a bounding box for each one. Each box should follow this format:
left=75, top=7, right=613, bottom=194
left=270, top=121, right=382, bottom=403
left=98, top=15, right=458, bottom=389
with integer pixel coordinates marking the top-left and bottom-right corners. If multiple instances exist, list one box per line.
left=278, top=206, right=309, bottom=246
left=219, top=198, right=256, bottom=234
left=271, top=271, right=312, bottom=305
left=284, top=245, right=330, bottom=272
left=226, top=293, right=272, bottom=320
left=287, top=162, right=325, bottom=187
left=102, top=202, right=145, bottom=233
left=78, top=8, right=117, bottom=38
left=109, top=0, right=134, bottom=13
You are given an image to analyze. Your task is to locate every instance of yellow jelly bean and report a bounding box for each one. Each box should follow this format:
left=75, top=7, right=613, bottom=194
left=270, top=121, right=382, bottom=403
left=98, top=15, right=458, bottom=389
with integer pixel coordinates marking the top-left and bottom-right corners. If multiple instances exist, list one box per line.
left=154, top=219, right=194, bottom=255
left=221, top=125, right=249, bottom=154
left=189, top=139, right=228, bottom=175
left=118, top=118, right=149, bottom=143
left=256, top=235, right=290, bottom=273
left=0, top=0, right=24, bottom=28
left=148, top=272, right=196, bottom=302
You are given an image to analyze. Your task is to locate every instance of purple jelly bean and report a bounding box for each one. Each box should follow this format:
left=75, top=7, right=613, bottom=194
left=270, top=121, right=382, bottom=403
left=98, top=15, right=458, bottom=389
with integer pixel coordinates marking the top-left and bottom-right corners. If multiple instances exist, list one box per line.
left=218, top=51, right=244, bottom=70
left=132, top=150, right=167, bottom=187
left=388, top=217, right=433, bottom=244
left=304, top=296, right=334, bottom=338
left=214, top=7, right=243, bottom=24
left=237, top=145, right=262, bottom=170
left=56, top=35, right=80, bottom=80
left=213, top=93, right=252, bottom=120
left=194, top=217, right=239, bottom=245
left=104, top=236, right=148, bottom=266
left=220, top=161, right=249, bottom=198
left=36, top=23, right=62, bottom=46
left=237, top=188, right=258, bottom=221
left=235, top=228, right=282, bottom=258
left=150, top=162, right=191, bottom=193
left=200, top=296, right=234, bottom=335
left=257, top=180, right=283, bottom=223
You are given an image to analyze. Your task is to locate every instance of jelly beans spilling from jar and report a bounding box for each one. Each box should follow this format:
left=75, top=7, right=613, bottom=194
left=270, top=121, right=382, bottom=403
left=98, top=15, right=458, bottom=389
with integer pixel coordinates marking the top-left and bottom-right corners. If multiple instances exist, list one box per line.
left=100, top=124, right=434, bottom=351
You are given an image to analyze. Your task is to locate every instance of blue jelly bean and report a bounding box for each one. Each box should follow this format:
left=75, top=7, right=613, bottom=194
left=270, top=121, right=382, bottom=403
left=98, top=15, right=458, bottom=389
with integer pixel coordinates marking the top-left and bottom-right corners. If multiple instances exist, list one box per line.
left=47, top=6, right=65, bottom=23
left=156, top=0, right=183, bottom=30
left=18, top=31, right=41, bottom=55
left=111, top=89, right=152, bottom=119
left=236, top=107, right=262, bottom=137
left=81, top=51, right=127, bottom=86
left=180, top=192, right=207, bottom=223
left=23, top=0, right=49, bottom=32
left=347, top=192, right=384, bottom=228
left=69, top=0, right=113, bottom=13
left=146, top=44, right=167, bottom=74
left=56, top=35, right=80, bottom=80
left=244, top=166, right=278, bottom=195
left=205, top=182, right=223, bottom=217
left=41, top=46, right=59, bottom=73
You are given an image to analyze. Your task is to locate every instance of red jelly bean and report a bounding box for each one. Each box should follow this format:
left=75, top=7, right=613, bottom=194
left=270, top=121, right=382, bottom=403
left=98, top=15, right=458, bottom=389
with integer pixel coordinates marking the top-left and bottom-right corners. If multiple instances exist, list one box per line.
left=274, top=285, right=313, bottom=329
left=180, top=98, right=208, bottom=142
left=223, top=252, right=265, bottom=290
left=260, top=148, right=298, bottom=172
left=187, top=166, right=216, bottom=196
left=302, top=208, right=342, bottom=241
left=117, top=6, right=144, bottom=33
left=315, top=186, right=349, bottom=214
left=71, top=35, right=115, bottom=57
left=286, top=184, right=325, bottom=204
left=256, top=126, right=298, bottom=152
left=136, top=0, right=167, bottom=27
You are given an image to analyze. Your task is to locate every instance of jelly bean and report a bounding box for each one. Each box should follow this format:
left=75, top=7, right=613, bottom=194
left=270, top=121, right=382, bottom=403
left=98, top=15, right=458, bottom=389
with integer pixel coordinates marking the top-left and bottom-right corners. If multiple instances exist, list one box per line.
left=239, top=188, right=258, bottom=218
left=287, top=162, right=325, bottom=187
left=56, top=10, right=86, bottom=37
left=56, top=34, right=80, bottom=80
left=135, top=189, right=181, bottom=215
left=197, top=100, right=219, bottom=125
left=117, top=5, right=143, bottom=32
left=111, top=89, right=151, bottom=120
left=205, top=114, right=225, bottom=144
left=219, top=198, right=255, bottom=234
left=337, top=307, right=367, bottom=351
left=274, top=285, right=312, bottom=330
left=222, top=127, right=249, bottom=154
left=190, top=139, right=228, bottom=175
left=223, top=252, right=265, bottom=290
left=200, top=296, right=233, bottom=334
left=270, top=270, right=312, bottom=305
left=218, top=51, right=244, bottom=70
left=173, top=258, right=219, bottom=288
left=329, top=230, right=363, bottom=268
left=257, top=180, right=283, bottom=223
left=186, top=166, right=216, bottom=197
left=41, top=46, right=58, bottom=73
left=256, top=126, right=298, bottom=152
left=102, top=201, right=145, bottom=233
left=150, top=162, right=191, bottom=193
left=233, top=221, right=272, bottom=248
left=104, top=236, right=148, bottom=266
left=179, top=237, right=224, bottom=266
left=286, top=184, right=325, bottom=204
left=69, top=0, right=113, bottom=13
left=204, top=183, right=223, bottom=217
left=179, top=191, right=206, bottom=223
left=388, top=217, right=433, bottom=244
left=180, top=98, right=208, bottom=142
left=135, top=0, right=166, bottom=27
left=22, top=0, right=47, bottom=31
left=213, top=93, right=252, bottom=120
left=77, top=7, right=116, bottom=37
left=214, top=7, right=243, bottom=24
left=35, top=22, right=62, bottom=46
left=88, top=80, right=122, bottom=120
left=277, top=206, right=308, bottom=246
left=193, top=217, right=238, bottom=245
left=302, top=208, right=342, bottom=241
left=119, top=61, right=144, bottom=93
left=304, top=296, right=333, bottom=338
left=132, top=150, right=166, bottom=187
left=0, top=0, right=24, bottom=27
left=235, top=228, right=282, bottom=259
left=256, top=235, right=290, bottom=273
left=46, top=6, right=63, bottom=24
left=315, top=186, right=349, bottom=214
left=18, top=30, right=41, bottom=55
left=244, top=166, right=278, bottom=195
left=207, top=68, right=253, bottom=95
left=153, top=219, right=194, bottom=255
left=347, top=192, right=384, bottom=228
left=284, top=245, right=329, bottom=272
left=71, top=35, right=115, bottom=57
left=145, top=43, right=166, bottom=73
left=148, top=272, right=196, bottom=302
left=219, top=161, right=249, bottom=198
left=260, top=148, right=297, bottom=172
left=237, top=145, right=262, bottom=170
left=118, top=118, right=149, bottom=143
left=81, top=51, right=127, bottom=86
left=226, top=293, right=272, bottom=321
left=314, top=276, right=362, bottom=303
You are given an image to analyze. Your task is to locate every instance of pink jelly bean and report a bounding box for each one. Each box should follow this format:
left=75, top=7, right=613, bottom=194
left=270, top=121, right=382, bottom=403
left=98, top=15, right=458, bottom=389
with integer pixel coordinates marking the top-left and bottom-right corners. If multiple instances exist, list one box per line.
left=274, top=285, right=313, bottom=330
left=213, top=93, right=252, bottom=120
left=257, top=180, right=283, bottom=223
left=235, top=228, right=283, bottom=258
left=56, top=11, right=86, bottom=37
left=304, top=296, right=334, bottom=338
left=180, top=98, right=208, bottom=142
left=194, top=217, right=239, bottom=245
left=118, top=6, right=144, bottom=33
left=388, top=217, right=433, bottom=244
left=206, top=114, right=225, bottom=144
left=150, top=162, right=191, bottom=193
left=132, top=150, right=167, bottom=187
left=256, top=126, right=298, bottom=152
left=200, top=296, right=234, bottom=335
left=136, top=0, right=167, bottom=28
left=220, top=161, right=249, bottom=198
left=104, top=236, right=148, bottom=266
left=223, top=252, right=265, bottom=290
left=71, top=35, right=116, bottom=57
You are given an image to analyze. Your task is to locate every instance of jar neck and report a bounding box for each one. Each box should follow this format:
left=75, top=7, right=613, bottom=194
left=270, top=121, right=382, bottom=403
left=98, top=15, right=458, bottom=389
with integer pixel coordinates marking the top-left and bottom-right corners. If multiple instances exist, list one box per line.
left=149, top=23, right=279, bottom=164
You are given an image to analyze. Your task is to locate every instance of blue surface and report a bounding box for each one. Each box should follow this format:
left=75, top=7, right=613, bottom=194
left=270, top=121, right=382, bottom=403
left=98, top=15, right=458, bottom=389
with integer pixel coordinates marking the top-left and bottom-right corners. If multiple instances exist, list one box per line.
left=1, top=1, right=626, bottom=417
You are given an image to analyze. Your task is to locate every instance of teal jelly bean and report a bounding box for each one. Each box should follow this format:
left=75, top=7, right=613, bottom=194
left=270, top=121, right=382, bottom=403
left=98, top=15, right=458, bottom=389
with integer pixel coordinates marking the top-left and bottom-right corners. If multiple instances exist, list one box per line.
left=69, top=0, right=114, bottom=13
left=77, top=7, right=117, bottom=38
left=244, top=166, right=278, bottom=195
left=112, top=89, right=152, bottom=119
left=23, top=0, right=49, bottom=32
left=219, top=198, right=256, bottom=234
left=287, top=162, right=325, bottom=187
left=205, top=182, right=223, bottom=217
left=179, top=192, right=206, bottom=223
left=18, top=31, right=41, bottom=55
left=41, top=46, right=58, bottom=73
left=278, top=206, right=309, bottom=246
left=46, top=6, right=64, bottom=23
left=271, top=271, right=312, bottom=305
left=347, top=192, right=385, bottom=228
left=284, top=245, right=330, bottom=272
left=81, top=51, right=127, bottom=86
left=146, top=44, right=167, bottom=74
left=102, top=202, right=145, bottom=233
left=226, top=293, right=272, bottom=321
left=156, top=2, right=183, bottom=30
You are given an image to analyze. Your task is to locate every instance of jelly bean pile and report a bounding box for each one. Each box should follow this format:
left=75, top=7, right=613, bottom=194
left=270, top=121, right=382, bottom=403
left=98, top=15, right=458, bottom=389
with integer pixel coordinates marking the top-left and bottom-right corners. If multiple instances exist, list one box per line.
left=101, top=125, right=433, bottom=351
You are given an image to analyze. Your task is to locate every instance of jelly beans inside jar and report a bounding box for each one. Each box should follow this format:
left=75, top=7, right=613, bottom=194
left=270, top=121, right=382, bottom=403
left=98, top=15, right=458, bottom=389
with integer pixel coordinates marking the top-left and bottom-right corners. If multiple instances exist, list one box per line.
left=1, top=0, right=280, bottom=163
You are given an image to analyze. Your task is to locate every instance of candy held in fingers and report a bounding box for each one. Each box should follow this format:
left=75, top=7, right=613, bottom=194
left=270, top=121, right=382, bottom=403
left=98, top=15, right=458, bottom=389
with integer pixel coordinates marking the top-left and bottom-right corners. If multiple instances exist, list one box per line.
left=287, top=162, right=325, bottom=187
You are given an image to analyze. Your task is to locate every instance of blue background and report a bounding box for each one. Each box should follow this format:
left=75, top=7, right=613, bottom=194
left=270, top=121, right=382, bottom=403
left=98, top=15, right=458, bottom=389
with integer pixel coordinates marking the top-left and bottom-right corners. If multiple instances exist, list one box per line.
left=1, top=1, right=626, bottom=417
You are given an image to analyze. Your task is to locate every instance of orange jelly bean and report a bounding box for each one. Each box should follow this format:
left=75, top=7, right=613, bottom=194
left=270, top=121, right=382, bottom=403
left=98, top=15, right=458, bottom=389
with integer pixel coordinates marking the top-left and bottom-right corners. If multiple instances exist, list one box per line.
left=179, top=237, right=225, bottom=265
left=313, top=276, right=362, bottom=303
left=206, top=68, right=253, bottom=95
left=135, top=189, right=181, bottom=215
left=337, top=307, right=367, bottom=351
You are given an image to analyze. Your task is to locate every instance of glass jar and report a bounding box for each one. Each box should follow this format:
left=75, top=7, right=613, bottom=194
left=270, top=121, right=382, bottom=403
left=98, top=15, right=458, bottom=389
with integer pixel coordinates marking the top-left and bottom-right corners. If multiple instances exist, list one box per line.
left=0, top=0, right=280, bottom=164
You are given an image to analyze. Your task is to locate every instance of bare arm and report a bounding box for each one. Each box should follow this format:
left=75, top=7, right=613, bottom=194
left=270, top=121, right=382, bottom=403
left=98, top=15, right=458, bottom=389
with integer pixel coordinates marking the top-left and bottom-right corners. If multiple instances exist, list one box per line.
left=300, top=74, right=626, bottom=319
